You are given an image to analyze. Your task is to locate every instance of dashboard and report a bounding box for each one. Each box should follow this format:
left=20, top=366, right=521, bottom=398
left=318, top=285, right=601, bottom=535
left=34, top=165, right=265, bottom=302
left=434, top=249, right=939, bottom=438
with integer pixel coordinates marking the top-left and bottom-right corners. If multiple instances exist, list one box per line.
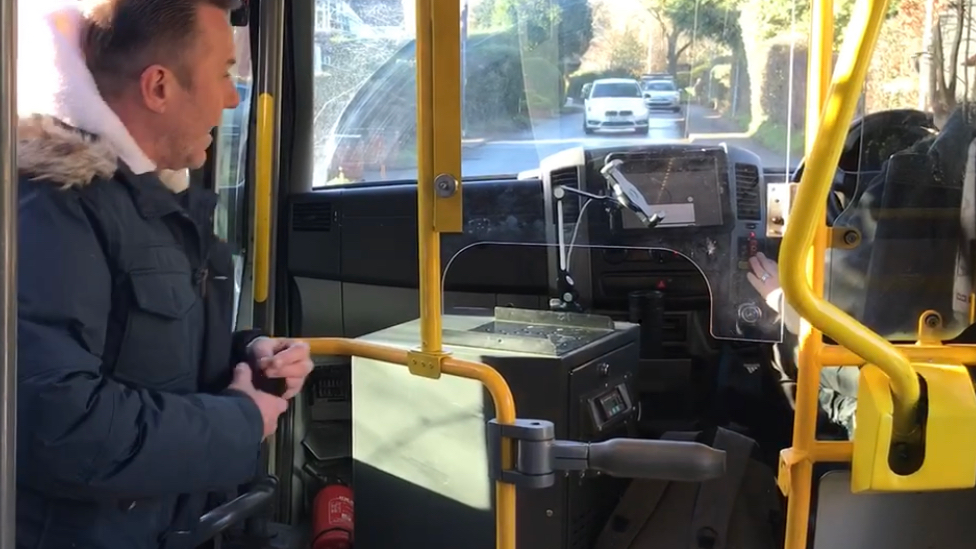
left=532, top=143, right=782, bottom=343
left=288, top=142, right=783, bottom=344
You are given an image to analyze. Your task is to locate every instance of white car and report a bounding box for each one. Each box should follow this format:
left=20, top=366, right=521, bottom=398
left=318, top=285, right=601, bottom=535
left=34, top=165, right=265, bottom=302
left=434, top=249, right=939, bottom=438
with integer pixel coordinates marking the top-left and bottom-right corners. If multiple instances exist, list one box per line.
left=642, top=79, right=681, bottom=113
left=583, top=78, right=650, bottom=135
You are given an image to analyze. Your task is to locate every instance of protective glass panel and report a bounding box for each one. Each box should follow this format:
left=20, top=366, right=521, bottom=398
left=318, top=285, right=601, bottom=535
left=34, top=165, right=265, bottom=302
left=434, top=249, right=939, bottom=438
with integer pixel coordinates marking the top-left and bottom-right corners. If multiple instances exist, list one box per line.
left=824, top=107, right=976, bottom=341
left=442, top=143, right=784, bottom=343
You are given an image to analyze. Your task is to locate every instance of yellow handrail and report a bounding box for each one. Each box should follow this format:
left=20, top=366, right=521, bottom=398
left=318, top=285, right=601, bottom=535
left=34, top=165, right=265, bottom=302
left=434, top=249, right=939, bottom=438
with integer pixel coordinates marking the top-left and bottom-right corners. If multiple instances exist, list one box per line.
left=780, top=0, right=921, bottom=547
left=301, top=337, right=517, bottom=549
left=253, top=93, right=274, bottom=304
left=412, top=1, right=513, bottom=549
left=780, top=0, right=920, bottom=440
left=781, top=1, right=832, bottom=543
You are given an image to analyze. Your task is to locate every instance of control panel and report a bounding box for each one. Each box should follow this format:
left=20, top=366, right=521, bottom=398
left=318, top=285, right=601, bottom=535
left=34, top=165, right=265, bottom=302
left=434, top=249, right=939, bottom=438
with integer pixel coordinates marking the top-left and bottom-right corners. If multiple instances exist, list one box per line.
left=574, top=144, right=783, bottom=343
left=443, top=142, right=784, bottom=343
left=587, top=383, right=634, bottom=432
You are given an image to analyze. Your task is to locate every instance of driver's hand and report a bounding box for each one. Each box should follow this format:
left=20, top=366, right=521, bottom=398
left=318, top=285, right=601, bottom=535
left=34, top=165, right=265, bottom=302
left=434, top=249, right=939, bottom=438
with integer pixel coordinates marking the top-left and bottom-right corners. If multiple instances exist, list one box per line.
left=745, top=252, right=802, bottom=336
left=746, top=252, right=780, bottom=299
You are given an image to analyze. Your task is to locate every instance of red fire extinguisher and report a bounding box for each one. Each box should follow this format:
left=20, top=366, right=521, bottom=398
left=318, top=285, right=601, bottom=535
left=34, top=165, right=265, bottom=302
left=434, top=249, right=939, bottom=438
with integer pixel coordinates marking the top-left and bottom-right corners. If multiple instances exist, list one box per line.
left=311, top=478, right=354, bottom=549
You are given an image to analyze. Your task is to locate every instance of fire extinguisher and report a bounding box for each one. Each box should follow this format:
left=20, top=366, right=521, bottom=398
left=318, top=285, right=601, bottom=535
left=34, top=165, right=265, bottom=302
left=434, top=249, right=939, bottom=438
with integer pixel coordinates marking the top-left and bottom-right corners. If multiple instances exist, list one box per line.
left=311, top=476, right=354, bottom=549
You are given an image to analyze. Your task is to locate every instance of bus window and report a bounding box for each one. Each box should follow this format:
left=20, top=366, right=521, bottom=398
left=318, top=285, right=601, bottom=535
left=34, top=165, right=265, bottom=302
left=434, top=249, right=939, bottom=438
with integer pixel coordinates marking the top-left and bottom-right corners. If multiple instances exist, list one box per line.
left=214, top=26, right=253, bottom=324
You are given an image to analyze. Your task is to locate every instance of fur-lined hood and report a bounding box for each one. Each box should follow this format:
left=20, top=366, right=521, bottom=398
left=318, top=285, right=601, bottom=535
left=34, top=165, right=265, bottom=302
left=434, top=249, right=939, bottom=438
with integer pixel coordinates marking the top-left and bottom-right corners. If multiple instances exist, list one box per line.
left=18, top=114, right=118, bottom=188
left=17, top=114, right=190, bottom=192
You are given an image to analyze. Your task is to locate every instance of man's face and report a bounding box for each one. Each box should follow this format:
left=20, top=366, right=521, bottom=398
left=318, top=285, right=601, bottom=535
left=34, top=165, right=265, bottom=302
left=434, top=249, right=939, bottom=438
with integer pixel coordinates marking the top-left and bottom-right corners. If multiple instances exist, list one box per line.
left=157, top=5, right=239, bottom=170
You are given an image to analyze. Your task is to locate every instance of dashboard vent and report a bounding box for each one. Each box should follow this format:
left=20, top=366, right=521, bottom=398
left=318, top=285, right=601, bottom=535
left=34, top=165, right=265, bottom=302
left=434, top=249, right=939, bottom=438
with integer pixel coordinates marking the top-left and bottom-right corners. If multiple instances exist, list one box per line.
left=550, top=166, right=581, bottom=222
left=734, top=163, right=762, bottom=221
left=292, top=201, right=333, bottom=232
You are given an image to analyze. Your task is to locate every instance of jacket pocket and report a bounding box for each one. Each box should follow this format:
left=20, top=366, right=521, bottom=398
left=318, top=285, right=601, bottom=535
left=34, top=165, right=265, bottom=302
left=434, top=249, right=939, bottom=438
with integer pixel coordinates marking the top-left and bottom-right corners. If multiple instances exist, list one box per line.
left=112, top=270, right=201, bottom=391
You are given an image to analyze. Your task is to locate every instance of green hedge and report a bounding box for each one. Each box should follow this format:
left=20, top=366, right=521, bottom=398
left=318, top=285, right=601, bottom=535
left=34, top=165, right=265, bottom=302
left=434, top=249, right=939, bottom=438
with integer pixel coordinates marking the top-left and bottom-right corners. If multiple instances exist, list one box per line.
left=314, top=30, right=564, bottom=141
left=315, top=30, right=566, bottom=180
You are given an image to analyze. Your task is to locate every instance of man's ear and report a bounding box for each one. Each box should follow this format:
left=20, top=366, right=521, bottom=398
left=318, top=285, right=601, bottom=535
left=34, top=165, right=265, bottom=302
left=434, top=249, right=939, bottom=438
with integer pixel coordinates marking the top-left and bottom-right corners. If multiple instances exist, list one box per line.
left=138, top=64, right=174, bottom=114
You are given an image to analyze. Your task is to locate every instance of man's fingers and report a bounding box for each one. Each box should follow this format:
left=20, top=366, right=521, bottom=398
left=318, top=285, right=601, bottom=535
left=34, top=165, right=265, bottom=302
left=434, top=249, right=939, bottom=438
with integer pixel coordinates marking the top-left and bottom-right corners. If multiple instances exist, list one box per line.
left=282, top=375, right=309, bottom=400
left=272, top=396, right=289, bottom=413
left=261, top=349, right=312, bottom=376
left=232, top=363, right=252, bottom=385
left=274, top=343, right=309, bottom=364
left=268, top=337, right=305, bottom=354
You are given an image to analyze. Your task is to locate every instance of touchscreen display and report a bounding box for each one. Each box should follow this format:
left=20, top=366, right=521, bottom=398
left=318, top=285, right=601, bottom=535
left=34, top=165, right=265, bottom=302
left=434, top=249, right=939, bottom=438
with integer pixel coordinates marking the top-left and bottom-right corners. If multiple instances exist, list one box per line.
left=615, top=154, right=724, bottom=229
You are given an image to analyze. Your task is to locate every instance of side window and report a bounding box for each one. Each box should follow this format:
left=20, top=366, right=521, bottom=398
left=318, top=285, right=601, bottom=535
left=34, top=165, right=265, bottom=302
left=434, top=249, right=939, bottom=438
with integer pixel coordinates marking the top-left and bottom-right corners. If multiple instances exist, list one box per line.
left=214, top=27, right=253, bottom=325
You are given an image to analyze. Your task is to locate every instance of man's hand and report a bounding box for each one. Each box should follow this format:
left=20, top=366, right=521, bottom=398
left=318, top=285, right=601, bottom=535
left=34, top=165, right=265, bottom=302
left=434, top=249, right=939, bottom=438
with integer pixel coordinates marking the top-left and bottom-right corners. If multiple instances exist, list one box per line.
left=247, top=337, right=314, bottom=400
left=228, top=364, right=289, bottom=439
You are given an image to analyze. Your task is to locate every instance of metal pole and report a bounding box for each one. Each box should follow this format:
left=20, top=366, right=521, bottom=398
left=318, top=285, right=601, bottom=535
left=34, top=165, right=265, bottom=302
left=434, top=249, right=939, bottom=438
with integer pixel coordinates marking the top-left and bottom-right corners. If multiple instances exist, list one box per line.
left=918, top=0, right=936, bottom=110
left=461, top=0, right=468, bottom=138
left=0, top=0, right=17, bottom=546
left=254, top=0, right=288, bottom=521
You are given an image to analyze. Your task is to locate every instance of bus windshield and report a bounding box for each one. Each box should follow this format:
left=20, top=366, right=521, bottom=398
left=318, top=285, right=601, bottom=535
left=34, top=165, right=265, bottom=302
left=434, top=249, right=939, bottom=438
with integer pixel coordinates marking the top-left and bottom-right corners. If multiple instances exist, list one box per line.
left=307, top=0, right=951, bottom=186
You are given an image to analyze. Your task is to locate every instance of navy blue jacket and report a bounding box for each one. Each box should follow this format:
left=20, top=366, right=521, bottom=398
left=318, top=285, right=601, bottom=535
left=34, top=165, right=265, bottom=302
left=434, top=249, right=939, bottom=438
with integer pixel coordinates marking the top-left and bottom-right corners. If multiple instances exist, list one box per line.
left=15, top=115, right=265, bottom=549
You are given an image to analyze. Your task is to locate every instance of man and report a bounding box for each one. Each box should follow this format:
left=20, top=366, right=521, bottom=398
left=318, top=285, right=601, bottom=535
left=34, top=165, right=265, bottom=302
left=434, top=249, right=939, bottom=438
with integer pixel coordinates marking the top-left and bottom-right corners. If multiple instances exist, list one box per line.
left=15, top=1, right=313, bottom=548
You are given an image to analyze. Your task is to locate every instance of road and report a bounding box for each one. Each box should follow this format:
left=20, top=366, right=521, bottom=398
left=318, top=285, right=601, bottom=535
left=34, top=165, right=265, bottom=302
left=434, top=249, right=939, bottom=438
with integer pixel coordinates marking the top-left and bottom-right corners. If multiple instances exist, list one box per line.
left=363, top=104, right=795, bottom=181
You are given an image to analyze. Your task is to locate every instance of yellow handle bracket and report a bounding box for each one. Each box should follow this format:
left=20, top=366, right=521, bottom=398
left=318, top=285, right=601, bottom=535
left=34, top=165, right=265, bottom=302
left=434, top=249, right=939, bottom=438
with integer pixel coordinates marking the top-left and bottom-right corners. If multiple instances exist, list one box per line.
left=778, top=0, right=920, bottom=440
left=406, top=349, right=446, bottom=379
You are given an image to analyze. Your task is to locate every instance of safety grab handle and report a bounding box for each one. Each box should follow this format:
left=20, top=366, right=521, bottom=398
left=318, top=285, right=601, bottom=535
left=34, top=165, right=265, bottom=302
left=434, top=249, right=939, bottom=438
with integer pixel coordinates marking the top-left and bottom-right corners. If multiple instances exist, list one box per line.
left=487, top=419, right=727, bottom=488
left=583, top=438, right=727, bottom=481
left=777, top=0, right=920, bottom=439
left=187, top=475, right=278, bottom=546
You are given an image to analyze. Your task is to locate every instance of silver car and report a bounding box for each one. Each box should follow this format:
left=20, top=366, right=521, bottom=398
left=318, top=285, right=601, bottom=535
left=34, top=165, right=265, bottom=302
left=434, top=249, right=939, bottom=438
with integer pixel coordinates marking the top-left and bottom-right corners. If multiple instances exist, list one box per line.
left=642, top=79, right=681, bottom=113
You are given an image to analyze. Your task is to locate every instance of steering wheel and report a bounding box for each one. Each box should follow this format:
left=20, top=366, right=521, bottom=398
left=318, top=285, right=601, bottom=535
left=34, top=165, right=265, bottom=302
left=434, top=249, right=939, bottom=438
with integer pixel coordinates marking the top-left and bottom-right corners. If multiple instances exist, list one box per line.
left=791, top=109, right=937, bottom=225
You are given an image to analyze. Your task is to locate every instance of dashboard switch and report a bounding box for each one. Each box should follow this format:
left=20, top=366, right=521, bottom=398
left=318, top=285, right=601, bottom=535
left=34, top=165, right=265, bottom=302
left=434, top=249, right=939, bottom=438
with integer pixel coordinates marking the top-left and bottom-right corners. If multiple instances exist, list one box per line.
left=737, top=303, right=762, bottom=324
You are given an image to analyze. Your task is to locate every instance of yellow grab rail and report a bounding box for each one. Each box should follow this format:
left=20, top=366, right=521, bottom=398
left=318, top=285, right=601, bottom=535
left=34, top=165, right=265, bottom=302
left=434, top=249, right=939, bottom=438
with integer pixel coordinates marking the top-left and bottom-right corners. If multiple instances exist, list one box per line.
left=413, top=0, right=463, bottom=361
left=413, top=0, right=516, bottom=548
left=303, top=338, right=516, bottom=549
left=779, top=0, right=920, bottom=440
left=253, top=93, right=274, bottom=304
left=779, top=0, right=921, bottom=547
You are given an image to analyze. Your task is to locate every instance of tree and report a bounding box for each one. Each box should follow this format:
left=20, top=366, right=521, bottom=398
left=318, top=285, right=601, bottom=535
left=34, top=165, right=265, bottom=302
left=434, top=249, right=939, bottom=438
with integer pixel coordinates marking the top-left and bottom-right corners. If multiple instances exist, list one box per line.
left=556, top=0, right=593, bottom=73
left=471, top=0, right=593, bottom=74
left=644, top=0, right=741, bottom=75
left=931, top=0, right=968, bottom=122
left=606, top=25, right=648, bottom=74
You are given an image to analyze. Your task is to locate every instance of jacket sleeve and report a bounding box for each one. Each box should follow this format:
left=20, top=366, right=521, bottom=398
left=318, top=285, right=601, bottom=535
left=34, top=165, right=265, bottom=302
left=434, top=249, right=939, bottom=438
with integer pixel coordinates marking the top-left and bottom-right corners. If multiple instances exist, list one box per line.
left=17, top=183, right=264, bottom=501
left=230, top=328, right=265, bottom=368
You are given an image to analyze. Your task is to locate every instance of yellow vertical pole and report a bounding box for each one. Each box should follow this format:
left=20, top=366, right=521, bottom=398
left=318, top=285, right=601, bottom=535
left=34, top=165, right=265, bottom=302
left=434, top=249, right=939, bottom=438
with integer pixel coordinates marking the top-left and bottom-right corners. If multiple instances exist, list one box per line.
left=783, top=2, right=832, bottom=548
left=414, top=0, right=441, bottom=355
left=413, top=2, right=514, bottom=549
left=781, top=0, right=919, bottom=546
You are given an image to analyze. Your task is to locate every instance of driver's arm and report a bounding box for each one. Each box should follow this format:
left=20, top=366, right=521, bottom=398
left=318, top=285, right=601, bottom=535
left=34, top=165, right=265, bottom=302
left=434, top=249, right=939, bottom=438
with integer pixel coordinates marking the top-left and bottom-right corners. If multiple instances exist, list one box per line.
left=763, top=287, right=802, bottom=335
